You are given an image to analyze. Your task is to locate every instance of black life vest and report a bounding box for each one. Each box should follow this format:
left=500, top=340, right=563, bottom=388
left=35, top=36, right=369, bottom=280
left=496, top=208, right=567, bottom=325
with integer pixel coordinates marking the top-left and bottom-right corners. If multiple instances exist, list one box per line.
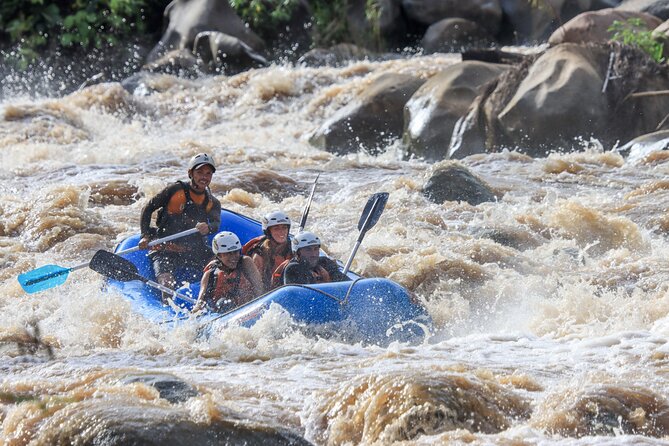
left=271, top=258, right=331, bottom=288
left=155, top=181, right=211, bottom=250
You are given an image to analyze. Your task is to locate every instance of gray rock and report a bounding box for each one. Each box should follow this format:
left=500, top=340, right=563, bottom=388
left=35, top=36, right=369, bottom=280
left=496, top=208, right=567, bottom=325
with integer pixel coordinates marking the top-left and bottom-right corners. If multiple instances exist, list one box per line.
left=121, top=373, right=198, bottom=404
left=497, top=0, right=622, bottom=44
left=310, top=73, right=425, bottom=155
left=402, top=0, right=502, bottom=35
left=423, top=163, right=497, bottom=205
left=422, top=18, right=494, bottom=53
left=194, top=31, right=268, bottom=74
left=403, top=61, right=508, bottom=161
left=548, top=9, right=662, bottom=45
left=618, top=0, right=669, bottom=20
left=147, top=0, right=264, bottom=63
left=487, top=43, right=669, bottom=155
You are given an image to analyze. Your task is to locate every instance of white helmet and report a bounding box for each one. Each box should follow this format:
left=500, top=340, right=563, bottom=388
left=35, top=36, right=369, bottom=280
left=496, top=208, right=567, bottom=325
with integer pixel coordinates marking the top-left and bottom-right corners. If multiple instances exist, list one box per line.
left=212, top=231, right=241, bottom=254
left=291, top=231, right=321, bottom=253
left=188, top=153, right=216, bottom=173
left=262, top=211, right=291, bottom=232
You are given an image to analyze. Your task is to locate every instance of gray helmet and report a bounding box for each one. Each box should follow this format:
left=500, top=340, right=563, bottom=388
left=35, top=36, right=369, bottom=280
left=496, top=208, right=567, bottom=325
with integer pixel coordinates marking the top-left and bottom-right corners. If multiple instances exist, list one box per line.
left=291, top=231, right=321, bottom=253
left=188, top=153, right=216, bottom=173
left=212, top=231, right=241, bottom=254
left=262, top=211, right=291, bottom=232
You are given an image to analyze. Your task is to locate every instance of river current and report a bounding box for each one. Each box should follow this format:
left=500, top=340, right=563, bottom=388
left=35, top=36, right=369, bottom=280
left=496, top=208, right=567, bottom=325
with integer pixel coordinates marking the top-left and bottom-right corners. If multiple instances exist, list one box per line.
left=2, top=53, right=669, bottom=445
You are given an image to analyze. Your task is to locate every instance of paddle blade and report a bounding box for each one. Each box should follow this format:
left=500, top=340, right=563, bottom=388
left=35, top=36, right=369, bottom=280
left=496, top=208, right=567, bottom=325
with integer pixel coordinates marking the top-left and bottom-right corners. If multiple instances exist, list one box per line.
left=18, top=265, right=70, bottom=293
left=90, top=250, right=141, bottom=282
left=358, top=192, right=389, bottom=235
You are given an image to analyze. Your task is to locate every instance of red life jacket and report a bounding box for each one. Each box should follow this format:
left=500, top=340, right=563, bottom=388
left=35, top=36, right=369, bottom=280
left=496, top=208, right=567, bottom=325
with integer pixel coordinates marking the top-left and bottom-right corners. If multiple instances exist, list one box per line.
left=243, top=235, right=292, bottom=290
left=201, top=258, right=254, bottom=312
left=270, top=258, right=331, bottom=288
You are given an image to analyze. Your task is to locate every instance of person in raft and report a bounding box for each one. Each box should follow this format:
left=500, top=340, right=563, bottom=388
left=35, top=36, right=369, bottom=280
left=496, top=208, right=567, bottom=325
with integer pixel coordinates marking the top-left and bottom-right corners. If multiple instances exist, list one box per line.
left=241, top=210, right=293, bottom=291
left=272, top=231, right=349, bottom=286
left=138, top=153, right=221, bottom=295
left=194, top=231, right=263, bottom=313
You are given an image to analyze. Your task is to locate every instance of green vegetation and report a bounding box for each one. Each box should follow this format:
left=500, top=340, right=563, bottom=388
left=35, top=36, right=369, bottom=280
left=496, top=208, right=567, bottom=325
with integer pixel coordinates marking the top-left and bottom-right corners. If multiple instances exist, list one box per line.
left=0, top=0, right=168, bottom=67
left=365, top=0, right=382, bottom=50
left=311, top=0, right=349, bottom=47
left=1, top=0, right=389, bottom=69
left=229, top=0, right=299, bottom=38
left=608, top=18, right=665, bottom=63
left=232, top=0, right=385, bottom=49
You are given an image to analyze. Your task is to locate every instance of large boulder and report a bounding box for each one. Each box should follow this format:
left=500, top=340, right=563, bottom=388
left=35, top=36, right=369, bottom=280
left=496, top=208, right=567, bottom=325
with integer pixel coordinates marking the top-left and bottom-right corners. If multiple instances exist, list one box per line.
left=310, top=73, right=425, bottom=155
left=421, top=18, right=494, bottom=53
left=497, top=44, right=609, bottom=152
left=548, top=9, right=662, bottom=45
left=498, top=0, right=622, bottom=44
left=618, top=0, right=669, bottom=20
left=403, top=61, right=509, bottom=161
left=147, top=0, right=265, bottom=63
left=483, top=42, right=669, bottom=155
left=423, top=163, right=497, bottom=205
left=121, top=373, right=198, bottom=404
left=194, top=31, right=268, bottom=74
left=402, top=0, right=503, bottom=35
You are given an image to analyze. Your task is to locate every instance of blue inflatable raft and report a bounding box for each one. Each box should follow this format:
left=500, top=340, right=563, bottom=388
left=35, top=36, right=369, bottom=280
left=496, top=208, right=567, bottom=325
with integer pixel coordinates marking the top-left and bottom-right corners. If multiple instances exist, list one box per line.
left=109, top=210, right=431, bottom=345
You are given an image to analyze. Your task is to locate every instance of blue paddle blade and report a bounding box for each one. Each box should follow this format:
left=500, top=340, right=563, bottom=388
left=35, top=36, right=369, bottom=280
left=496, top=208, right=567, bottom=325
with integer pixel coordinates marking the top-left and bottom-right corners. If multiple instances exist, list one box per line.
left=18, top=265, right=71, bottom=293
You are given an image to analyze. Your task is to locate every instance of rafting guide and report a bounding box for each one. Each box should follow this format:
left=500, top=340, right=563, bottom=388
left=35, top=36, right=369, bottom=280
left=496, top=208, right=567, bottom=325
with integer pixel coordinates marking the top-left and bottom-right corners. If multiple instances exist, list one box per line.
left=138, top=153, right=222, bottom=298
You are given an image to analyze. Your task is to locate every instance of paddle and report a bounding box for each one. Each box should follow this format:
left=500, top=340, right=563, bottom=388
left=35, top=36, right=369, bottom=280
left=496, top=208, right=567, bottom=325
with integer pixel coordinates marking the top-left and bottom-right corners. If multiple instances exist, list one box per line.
left=298, top=173, right=320, bottom=232
left=343, top=192, right=389, bottom=275
left=18, top=228, right=199, bottom=294
left=89, top=250, right=196, bottom=304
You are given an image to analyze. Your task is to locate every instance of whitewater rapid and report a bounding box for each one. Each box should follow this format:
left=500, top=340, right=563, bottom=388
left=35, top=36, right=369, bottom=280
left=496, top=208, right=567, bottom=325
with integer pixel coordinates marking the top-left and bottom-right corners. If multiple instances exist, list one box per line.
left=2, top=54, right=669, bottom=445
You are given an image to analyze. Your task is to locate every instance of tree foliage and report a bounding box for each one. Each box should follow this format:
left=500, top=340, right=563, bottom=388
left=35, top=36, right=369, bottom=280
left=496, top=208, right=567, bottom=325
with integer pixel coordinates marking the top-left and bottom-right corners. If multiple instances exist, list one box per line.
left=608, top=18, right=665, bottom=63
left=229, top=0, right=299, bottom=38
left=0, top=0, right=168, bottom=66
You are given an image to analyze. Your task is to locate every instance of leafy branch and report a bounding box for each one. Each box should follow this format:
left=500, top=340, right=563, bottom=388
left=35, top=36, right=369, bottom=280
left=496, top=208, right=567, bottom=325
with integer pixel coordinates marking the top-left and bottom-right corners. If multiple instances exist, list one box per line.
left=608, top=18, right=664, bottom=63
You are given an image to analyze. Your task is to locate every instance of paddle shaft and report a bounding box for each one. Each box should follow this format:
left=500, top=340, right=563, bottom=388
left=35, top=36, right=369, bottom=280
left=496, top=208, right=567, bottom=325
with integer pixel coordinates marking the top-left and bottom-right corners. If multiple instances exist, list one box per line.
left=298, top=173, right=320, bottom=232
left=69, top=228, right=200, bottom=273
left=143, top=278, right=196, bottom=305
left=343, top=241, right=362, bottom=275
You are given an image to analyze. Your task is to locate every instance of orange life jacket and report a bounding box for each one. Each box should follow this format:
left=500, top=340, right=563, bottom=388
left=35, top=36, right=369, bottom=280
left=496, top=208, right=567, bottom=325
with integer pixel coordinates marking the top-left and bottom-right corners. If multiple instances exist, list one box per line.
left=243, top=235, right=292, bottom=290
left=201, top=258, right=254, bottom=312
left=270, top=258, right=331, bottom=288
